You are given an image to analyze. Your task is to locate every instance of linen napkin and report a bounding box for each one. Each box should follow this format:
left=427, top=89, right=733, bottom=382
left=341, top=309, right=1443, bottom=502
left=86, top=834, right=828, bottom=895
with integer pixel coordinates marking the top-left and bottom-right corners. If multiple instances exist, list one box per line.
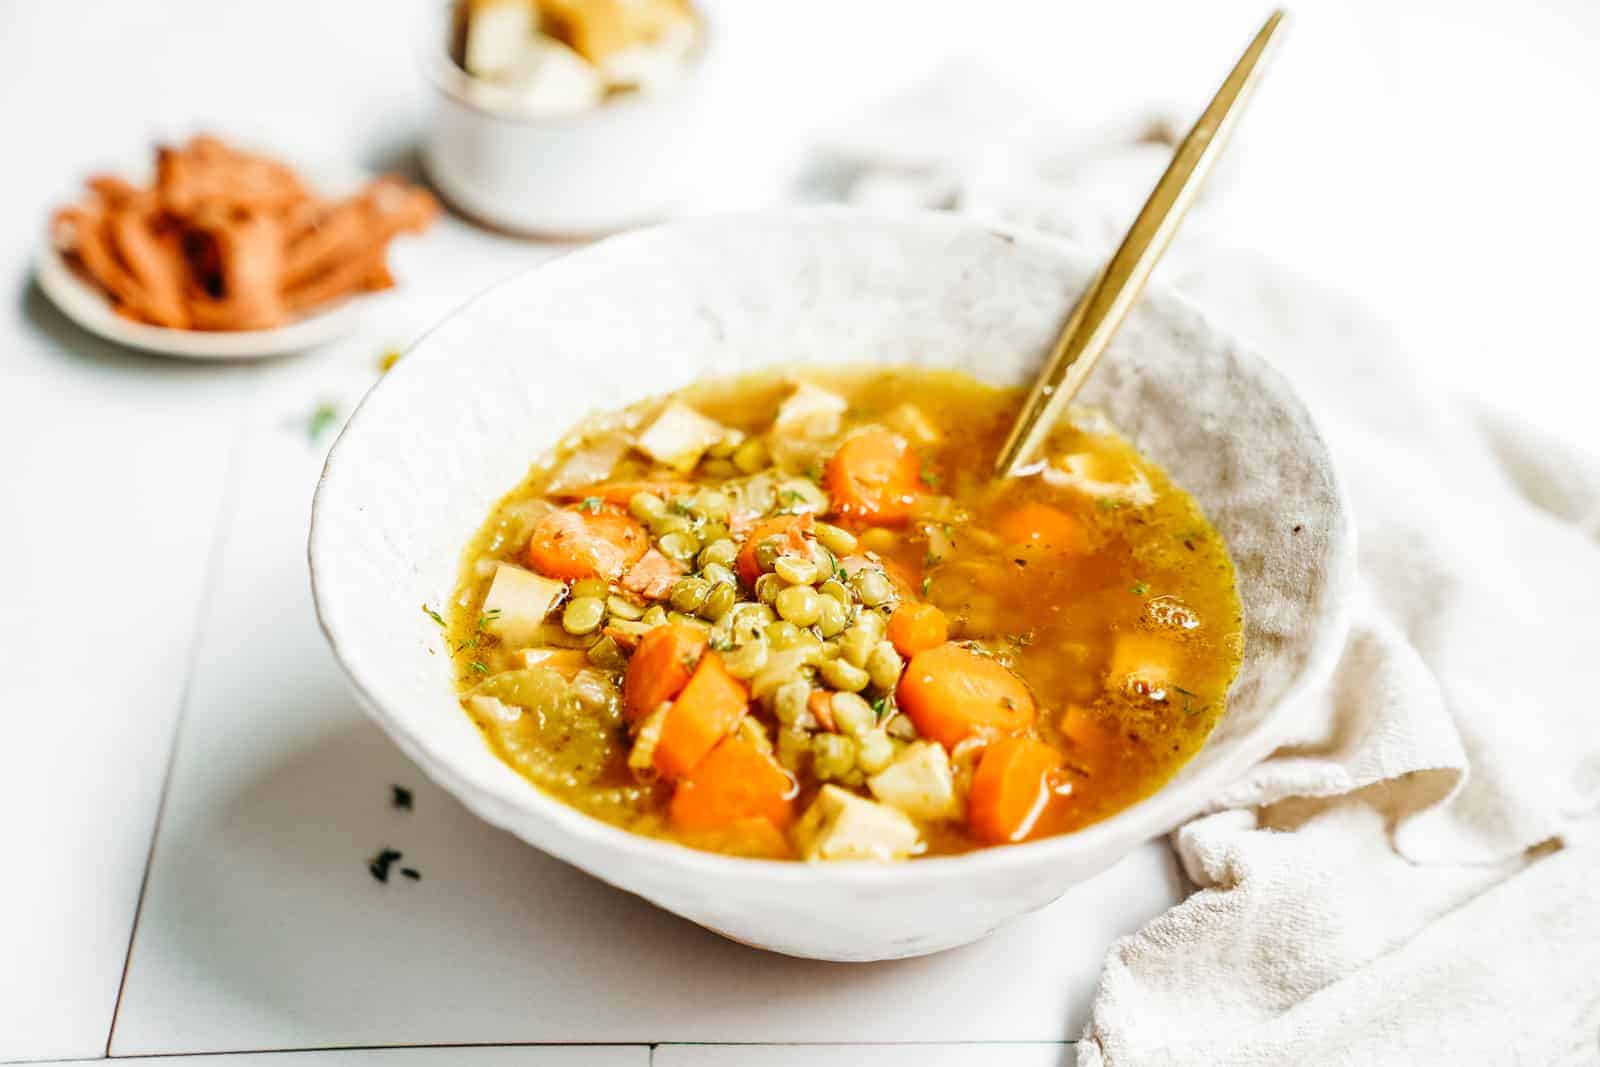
left=816, top=69, right=1600, bottom=1065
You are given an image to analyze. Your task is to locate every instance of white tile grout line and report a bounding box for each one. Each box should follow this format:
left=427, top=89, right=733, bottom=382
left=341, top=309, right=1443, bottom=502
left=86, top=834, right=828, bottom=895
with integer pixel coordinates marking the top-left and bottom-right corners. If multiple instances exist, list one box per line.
left=5, top=1040, right=1077, bottom=1065
left=102, top=372, right=261, bottom=1059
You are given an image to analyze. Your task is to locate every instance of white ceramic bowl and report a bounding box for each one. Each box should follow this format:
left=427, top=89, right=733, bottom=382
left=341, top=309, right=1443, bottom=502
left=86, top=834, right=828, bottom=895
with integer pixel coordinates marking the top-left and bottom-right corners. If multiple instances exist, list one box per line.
left=310, top=209, right=1354, bottom=961
left=418, top=3, right=729, bottom=237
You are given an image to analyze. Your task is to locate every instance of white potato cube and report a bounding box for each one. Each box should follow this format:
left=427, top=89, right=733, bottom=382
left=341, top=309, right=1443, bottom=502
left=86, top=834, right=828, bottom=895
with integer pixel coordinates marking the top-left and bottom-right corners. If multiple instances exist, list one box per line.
left=634, top=402, right=727, bottom=472
left=498, top=35, right=605, bottom=119
left=774, top=382, right=848, bottom=440
left=598, top=21, right=696, bottom=93
left=886, top=402, right=942, bottom=447
left=463, top=0, right=535, bottom=77
left=482, top=562, right=565, bottom=646
left=868, top=741, right=959, bottom=820
left=1043, top=451, right=1156, bottom=506
left=796, top=785, right=922, bottom=862
left=1108, top=632, right=1176, bottom=693
left=466, top=693, right=521, bottom=725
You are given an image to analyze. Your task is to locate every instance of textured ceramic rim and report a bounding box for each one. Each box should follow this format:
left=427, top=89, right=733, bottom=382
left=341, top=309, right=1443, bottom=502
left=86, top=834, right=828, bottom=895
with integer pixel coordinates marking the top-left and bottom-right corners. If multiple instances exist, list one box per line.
left=310, top=206, right=1356, bottom=889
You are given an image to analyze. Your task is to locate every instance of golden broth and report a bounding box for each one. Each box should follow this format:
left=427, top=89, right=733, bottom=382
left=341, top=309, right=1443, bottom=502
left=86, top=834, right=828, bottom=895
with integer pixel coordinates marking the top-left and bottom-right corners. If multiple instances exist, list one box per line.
left=445, top=368, right=1242, bottom=859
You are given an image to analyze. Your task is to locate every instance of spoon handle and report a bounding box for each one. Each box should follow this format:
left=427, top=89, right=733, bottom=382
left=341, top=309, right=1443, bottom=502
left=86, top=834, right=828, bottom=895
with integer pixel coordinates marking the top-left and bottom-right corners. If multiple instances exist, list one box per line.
left=993, top=9, right=1287, bottom=479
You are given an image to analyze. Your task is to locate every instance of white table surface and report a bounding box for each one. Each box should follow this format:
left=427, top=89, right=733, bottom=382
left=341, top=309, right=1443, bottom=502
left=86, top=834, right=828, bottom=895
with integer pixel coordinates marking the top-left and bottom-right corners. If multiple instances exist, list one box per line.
left=3, top=1, right=1597, bottom=1064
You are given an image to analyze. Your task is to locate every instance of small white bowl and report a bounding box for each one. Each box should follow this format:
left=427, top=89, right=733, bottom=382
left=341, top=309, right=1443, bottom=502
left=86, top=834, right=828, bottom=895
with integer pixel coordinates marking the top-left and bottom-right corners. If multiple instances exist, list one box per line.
left=310, top=209, right=1354, bottom=961
left=419, top=3, right=729, bottom=237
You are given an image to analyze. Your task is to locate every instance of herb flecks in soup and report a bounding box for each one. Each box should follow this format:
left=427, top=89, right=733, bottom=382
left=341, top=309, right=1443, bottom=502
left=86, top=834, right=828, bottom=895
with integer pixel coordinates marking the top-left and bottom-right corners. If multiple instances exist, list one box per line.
left=448, top=369, right=1242, bottom=861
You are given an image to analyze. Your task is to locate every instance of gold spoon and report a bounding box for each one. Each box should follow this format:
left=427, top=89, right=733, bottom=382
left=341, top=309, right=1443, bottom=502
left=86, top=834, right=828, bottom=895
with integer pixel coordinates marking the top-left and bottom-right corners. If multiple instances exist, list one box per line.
left=994, top=9, right=1288, bottom=479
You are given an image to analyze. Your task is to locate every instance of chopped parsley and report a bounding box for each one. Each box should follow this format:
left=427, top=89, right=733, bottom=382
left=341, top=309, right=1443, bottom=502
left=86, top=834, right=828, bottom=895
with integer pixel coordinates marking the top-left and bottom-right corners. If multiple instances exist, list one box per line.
left=368, top=847, right=403, bottom=883
left=1130, top=581, right=1150, bottom=596
left=421, top=604, right=446, bottom=627
left=307, top=401, right=342, bottom=445
left=920, top=576, right=932, bottom=596
left=468, top=660, right=489, bottom=674
left=391, top=785, right=413, bottom=810
left=920, top=459, right=941, bottom=487
left=476, top=609, right=502, bottom=631
left=578, top=496, right=604, bottom=514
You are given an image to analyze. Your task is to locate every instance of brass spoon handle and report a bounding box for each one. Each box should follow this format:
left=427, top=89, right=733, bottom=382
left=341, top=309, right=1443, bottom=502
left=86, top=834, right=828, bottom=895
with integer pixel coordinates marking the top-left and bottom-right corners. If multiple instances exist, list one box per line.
left=993, top=9, right=1288, bottom=479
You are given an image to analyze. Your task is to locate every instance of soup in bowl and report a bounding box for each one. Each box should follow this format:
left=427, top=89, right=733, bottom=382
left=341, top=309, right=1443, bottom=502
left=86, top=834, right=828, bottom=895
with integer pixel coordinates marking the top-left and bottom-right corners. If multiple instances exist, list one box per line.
left=311, top=209, right=1352, bottom=959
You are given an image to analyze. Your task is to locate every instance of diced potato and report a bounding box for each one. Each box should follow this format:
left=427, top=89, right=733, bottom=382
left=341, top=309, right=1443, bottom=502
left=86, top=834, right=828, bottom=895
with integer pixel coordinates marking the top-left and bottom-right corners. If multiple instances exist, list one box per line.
left=517, top=647, right=590, bottom=676
left=497, top=35, right=605, bottom=119
left=466, top=693, right=521, bottom=724
left=886, top=402, right=942, bottom=447
left=774, top=382, right=848, bottom=439
left=1108, top=632, right=1176, bottom=693
left=545, top=432, right=628, bottom=492
left=463, top=0, right=535, bottom=77
left=634, top=403, right=727, bottom=472
left=1043, top=451, right=1157, bottom=506
left=597, top=18, right=696, bottom=92
left=795, top=785, right=922, bottom=862
left=483, top=563, right=566, bottom=646
left=868, top=741, right=959, bottom=820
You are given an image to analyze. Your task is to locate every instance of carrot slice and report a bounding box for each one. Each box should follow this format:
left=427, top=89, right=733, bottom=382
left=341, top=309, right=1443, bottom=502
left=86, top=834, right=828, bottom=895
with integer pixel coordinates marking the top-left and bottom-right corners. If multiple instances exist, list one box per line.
left=1058, top=705, right=1120, bottom=771
left=822, top=428, right=923, bottom=525
left=525, top=506, right=648, bottom=581
left=887, top=602, right=949, bottom=658
left=735, top=513, right=812, bottom=587
left=896, top=642, right=1035, bottom=748
left=967, top=737, right=1064, bottom=844
left=655, top=652, right=750, bottom=779
left=670, top=735, right=796, bottom=831
left=622, top=623, right=706, bottom=723
left=991, top=502, right=1090, bottom=556
left=553, top=480, right=696, bottom=507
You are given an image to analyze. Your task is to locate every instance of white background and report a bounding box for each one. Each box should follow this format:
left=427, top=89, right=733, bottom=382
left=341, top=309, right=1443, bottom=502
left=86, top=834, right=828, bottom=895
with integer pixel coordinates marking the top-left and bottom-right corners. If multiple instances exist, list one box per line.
left=3, top=0, right=1596, bottom=1063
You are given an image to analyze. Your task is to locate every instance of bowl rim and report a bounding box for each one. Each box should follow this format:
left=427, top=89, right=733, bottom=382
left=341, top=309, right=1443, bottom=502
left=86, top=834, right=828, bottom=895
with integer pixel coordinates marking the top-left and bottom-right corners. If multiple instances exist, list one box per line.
left=310, top=205, right=1356, bottom=888
left=415, top=0, right=715, bottom=130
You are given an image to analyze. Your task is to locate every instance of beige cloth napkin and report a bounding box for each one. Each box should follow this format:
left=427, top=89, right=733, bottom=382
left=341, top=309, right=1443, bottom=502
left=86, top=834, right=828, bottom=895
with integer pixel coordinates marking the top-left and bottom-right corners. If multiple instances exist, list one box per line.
left=821, top=71, right=1600, bottom=1065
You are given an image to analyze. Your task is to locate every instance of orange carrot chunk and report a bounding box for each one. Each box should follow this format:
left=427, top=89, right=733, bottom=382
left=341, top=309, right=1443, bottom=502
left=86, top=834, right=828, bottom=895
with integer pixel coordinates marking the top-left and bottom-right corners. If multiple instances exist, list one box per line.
left=622, top=623, right=706, bottom=723
left=822, top=428, right=923, bottom=525
left=1058, top=705, right=1121, bottom=772
left=968, top=737, right=1064, bottom=845
left=654, top=652, right=750, bottom=779
left=735, top=513, right=812, bottom=587
left=526, top=506, right=648, bottom=581
left=991, top=502, right=1091, bottom=556
left=670, top=735, right=796, bottom=832
left=896, top=642, right=1035, bottom=749
left=887, top=602, right=949, bottom=658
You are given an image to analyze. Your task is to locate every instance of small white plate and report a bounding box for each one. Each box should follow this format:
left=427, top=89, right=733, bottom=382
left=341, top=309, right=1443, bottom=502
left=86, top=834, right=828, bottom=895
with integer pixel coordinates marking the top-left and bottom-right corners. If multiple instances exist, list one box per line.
left=36, top=144, right=392, bottom=360
left=36, top=234, right=369, bottom=361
